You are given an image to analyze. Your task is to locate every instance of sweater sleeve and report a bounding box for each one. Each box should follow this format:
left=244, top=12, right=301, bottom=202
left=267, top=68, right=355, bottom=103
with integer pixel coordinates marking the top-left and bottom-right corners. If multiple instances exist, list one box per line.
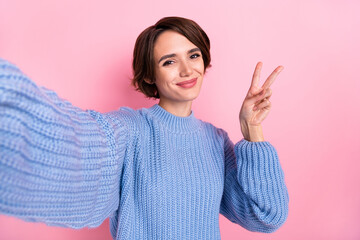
left=219, top=133, right=289, bottom=233
left=0, top=59, right=128, bottom=229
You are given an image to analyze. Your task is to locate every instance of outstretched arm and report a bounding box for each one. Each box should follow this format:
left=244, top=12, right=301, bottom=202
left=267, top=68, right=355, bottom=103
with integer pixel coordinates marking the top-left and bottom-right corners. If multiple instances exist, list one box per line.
left=0, top=59, right=128, bottom=229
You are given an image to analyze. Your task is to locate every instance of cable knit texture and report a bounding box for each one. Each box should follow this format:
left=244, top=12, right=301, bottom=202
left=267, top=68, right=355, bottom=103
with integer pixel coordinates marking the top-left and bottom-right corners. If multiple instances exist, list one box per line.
left=0, top=58, right=289, bottom=239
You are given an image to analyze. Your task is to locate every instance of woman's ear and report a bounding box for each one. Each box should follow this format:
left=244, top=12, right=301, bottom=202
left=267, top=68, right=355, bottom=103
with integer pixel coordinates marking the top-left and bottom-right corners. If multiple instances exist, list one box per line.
left=144, top=78, right=154, bottom=84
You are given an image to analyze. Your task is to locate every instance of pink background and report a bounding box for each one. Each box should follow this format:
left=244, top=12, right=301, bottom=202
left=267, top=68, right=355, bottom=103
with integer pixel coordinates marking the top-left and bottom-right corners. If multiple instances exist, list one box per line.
left=1, top=0, right=359, bottom=239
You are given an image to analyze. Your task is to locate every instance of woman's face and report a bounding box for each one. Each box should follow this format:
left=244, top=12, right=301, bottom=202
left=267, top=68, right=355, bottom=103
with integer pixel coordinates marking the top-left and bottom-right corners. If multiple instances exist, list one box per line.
left=152, top=30, right=205, bottom=107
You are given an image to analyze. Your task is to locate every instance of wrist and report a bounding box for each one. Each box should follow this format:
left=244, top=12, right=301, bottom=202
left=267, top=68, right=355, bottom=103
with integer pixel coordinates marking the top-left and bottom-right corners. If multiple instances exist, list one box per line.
left=240, top=121, right=264, bottom=142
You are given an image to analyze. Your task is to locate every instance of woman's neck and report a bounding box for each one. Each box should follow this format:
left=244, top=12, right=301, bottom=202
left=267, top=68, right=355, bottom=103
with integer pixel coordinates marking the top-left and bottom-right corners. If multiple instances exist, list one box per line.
left=158, top=100, right=193, bottom=117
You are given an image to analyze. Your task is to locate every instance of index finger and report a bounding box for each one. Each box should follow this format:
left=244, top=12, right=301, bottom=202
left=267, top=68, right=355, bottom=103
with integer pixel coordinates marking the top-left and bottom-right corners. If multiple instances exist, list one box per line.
left=261, top=65, right=284, bottom=90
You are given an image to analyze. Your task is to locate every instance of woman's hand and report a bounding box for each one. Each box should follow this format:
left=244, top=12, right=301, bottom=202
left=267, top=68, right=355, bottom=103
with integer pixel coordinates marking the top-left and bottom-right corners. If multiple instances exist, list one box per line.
left=239, top=62, right=283, bottom=142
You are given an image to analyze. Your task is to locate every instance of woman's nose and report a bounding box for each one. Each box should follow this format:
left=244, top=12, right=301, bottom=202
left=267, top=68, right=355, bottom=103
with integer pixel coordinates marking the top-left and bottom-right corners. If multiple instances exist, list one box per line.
left=179, top=61, right=193, bottom=77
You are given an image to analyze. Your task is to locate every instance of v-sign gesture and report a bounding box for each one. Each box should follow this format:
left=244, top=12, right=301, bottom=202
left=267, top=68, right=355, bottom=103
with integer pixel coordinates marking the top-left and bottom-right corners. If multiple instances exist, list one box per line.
left=239, top=62, right=283, bottom=142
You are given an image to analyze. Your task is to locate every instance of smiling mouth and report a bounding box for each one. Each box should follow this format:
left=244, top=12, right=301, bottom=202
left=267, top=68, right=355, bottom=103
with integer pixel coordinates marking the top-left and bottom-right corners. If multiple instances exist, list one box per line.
left=176, top=78, right=198, bottom=88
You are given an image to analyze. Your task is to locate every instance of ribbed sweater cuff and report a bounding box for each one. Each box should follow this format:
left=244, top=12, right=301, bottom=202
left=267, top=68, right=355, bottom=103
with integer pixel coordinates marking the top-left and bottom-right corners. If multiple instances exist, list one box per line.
left=234, top=138, right=282, bottom=192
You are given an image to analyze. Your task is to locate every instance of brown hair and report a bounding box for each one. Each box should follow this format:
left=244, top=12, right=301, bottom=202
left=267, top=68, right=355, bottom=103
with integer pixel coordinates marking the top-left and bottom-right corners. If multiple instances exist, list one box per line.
left=131, top=16, right=211, bottom=99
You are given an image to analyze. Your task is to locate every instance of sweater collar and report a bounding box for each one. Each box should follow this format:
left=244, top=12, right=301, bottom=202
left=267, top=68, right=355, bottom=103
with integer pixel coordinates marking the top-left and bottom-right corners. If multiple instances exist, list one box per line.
left=148, top=104, right=201, bottom=133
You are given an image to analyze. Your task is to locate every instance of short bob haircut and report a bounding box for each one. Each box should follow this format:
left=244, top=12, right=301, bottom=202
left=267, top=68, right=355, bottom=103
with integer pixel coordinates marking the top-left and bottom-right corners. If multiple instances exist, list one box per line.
left=132, top=16, right=211, bottom=99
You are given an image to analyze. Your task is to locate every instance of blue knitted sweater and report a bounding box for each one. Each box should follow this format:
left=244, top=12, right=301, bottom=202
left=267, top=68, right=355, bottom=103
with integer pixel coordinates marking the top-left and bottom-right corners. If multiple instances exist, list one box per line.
left=0, top=59, right=289, bottom=239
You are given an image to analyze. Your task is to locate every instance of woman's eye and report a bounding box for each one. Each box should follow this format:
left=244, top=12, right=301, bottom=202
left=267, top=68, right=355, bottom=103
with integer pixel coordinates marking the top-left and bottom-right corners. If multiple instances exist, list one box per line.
left=190, top=53, right=201, bottom=59
left=163, top=60, right=174, bottom=66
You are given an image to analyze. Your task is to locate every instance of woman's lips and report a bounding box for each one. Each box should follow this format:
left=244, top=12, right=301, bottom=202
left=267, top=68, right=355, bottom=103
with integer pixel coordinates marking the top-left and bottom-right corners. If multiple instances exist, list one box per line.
left=176, top=78, right=197, bottom=88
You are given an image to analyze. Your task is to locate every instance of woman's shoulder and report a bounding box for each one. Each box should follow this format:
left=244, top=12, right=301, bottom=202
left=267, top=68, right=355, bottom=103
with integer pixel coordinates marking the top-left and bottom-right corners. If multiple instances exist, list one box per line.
left=198, top=119, right=229, bottom=140
left=103, top=105, right=161, bottom=131
left=103, top=106, right=145, bottom=127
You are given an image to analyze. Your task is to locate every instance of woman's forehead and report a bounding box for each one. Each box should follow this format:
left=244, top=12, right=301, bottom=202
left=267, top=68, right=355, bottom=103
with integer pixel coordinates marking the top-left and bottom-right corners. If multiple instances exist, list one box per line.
left=154, top=30, right=198, bottom=58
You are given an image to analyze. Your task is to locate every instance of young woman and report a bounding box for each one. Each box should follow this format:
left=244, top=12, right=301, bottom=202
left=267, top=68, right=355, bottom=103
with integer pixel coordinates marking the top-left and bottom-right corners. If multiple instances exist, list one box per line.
left=0, top=17, right=289, bottom=239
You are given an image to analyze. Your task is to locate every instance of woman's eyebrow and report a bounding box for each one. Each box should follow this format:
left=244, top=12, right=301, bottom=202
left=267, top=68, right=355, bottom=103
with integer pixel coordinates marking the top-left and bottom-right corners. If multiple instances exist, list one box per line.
left=158, top=53, right=176, bottom=64
left=158, top=48, right=201, bottom=64
left=188, top=47, right=200, bottom=54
